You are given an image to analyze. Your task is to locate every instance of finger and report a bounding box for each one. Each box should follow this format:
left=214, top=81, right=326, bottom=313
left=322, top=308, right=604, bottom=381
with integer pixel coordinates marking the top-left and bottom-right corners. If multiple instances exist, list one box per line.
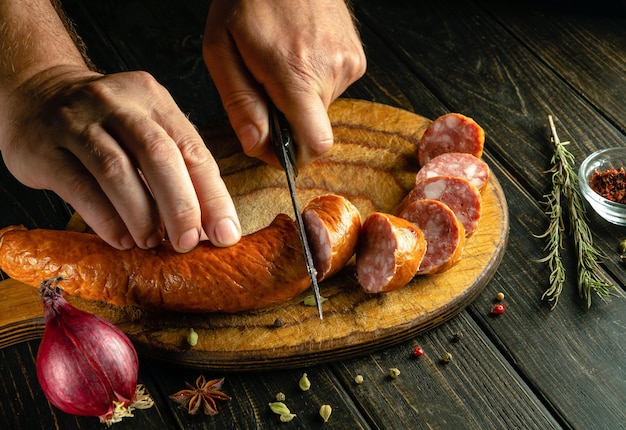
left=283, top=94, right=335, bottom=167
left=202, top=22, right=275, bottom=166
left=32, top=148, right=136, bottom=250
left=153, top=107, right=242, bottom=248
left=188, top=154, right=241, bottom=248
left=66, top=122, right=164, bottom=249
left=104, top=110, right=207, bottom=253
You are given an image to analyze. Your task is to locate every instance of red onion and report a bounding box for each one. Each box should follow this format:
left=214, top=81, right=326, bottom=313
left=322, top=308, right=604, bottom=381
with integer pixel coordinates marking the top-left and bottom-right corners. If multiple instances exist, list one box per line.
left=36, top=277, right=153, bottom=424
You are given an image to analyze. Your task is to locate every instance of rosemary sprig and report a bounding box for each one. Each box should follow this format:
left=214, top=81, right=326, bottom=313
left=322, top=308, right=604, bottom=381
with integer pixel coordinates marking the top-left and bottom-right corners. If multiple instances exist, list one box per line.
left=535, top=157, right=567, bottom=306
left=536, top=115, right=614, bottom=308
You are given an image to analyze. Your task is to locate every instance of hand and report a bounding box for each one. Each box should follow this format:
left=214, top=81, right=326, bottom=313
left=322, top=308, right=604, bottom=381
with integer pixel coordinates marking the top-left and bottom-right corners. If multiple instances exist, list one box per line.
left=203, top=0, right=366, bottom=167
left=1, top=67, right=241, bottom=252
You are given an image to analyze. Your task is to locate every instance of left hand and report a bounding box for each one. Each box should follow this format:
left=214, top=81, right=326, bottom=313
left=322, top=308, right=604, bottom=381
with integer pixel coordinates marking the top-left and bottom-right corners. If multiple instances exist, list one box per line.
left=202, top=0, right=366, bottom=168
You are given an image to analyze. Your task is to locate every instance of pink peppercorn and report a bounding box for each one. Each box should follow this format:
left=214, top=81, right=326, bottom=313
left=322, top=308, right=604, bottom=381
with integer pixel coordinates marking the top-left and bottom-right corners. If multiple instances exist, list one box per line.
left=491, top=303, right=506, bottom=315
left=412, top=346, right=425, bottom=357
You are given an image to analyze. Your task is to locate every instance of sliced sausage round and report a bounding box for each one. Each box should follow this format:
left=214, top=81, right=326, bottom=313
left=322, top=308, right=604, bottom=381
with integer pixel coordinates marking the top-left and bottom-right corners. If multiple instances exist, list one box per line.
left=302, top=194, right=362, bottom=281
left=399, top=199, right=465, bottom=274
left=356, top=212, right=427, bottom=294
left=416, top=152, right=490, bottom=192
left=418, top=113, right=485, bottom=166
left=399, top=176, right=481, bottom=237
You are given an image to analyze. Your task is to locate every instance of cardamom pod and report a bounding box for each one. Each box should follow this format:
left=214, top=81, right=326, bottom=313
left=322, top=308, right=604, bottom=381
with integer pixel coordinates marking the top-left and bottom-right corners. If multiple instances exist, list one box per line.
left=299, top=373, right=311, bottom=391
left=319, top=404, right=332, bottom=423
left=268, top=401, right=291, bottom=416
left=186, top=328, right=198, bottom=347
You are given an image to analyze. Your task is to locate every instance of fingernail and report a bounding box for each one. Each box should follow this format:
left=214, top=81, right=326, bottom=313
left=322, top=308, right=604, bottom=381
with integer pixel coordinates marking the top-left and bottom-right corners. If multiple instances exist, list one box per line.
left=238, top=124, right=260, bottom=153
left=120, top=234, right=135, bottom=250
left=213, top=218, right=241, bottom=246
left=177, top=228, right=200, bottom=252
left=146, top=232, right=163, bottom=249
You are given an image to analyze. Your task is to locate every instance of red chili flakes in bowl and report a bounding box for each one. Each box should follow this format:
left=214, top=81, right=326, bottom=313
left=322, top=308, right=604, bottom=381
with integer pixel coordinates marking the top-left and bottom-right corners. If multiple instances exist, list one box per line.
left=589, top=167, right=626, bottom=204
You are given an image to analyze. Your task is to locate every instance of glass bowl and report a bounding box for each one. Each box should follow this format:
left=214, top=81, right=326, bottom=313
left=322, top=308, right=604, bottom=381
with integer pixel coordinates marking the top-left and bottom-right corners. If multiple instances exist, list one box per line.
left=578, top=147, right=626, bottom=226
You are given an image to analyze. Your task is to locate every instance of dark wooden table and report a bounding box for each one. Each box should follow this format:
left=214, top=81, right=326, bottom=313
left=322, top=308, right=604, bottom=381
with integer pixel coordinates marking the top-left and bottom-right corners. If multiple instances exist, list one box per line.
left=1, top=0, right=625, bottom=428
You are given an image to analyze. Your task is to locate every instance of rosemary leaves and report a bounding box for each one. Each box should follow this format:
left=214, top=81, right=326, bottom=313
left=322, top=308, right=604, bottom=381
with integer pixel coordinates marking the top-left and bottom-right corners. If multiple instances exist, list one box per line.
left=536, top=115, right=614, bottom=308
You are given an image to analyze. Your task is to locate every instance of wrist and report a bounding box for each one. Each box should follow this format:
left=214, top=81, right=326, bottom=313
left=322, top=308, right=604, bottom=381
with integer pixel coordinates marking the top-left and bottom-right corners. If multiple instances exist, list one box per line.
left=0, top=65, right=101, bottom=150
left=0, top=0, right=90, bottom=99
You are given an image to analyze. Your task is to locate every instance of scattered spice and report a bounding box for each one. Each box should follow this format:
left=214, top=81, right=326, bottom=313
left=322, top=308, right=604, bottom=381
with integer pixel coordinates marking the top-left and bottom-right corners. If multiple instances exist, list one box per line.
left=441, top=352, right=453, bottom=363
left=280, top=413, right=297, bottom=423
left=451, top=331, right=464, bottom=342
left=491, top=303, right=506, bottom=315
left=354, top=374, right=364, bottom=384
left=319, top=404, right=332, bottom=423
left=269, top=401, right=291, bottom=415
left=275, top=392, right=286, bottom=402
left=303, top=295, right=328, bottom=307
left=169, top=375, right=231, bottom=416
left=536, top=115, right=615, bottom=308
left=298, top=373, right=311, bottom=391
left=495, top=292, right=505, bottom=301
left=412, top=346, right=425, bottom=357
left=269, top=401, right=297, bottom=422
left=389, top=368, right=401, bottom=379
left=187, top=328, right=198, bottom=347
left=589, top=167, right=626, bottom=203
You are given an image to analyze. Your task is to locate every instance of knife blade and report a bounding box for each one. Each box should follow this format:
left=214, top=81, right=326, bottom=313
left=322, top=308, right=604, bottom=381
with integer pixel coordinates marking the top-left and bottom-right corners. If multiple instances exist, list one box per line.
left=269, top=103, right=324, bottom=320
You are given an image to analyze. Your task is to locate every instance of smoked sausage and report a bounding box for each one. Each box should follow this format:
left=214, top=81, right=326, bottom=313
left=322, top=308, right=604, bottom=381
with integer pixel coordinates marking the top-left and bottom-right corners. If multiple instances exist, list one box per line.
left=399, top=199, right=465, bottom=274
left=418, top=113, right=484, bottom=166
left=0, top=214, right=311, bottom=313
left=415, top=152, right=490, bottom=192
left=399, top=176, right=482, bottom=237
left=356, top=213, right=427, bottom=293
left=302, top=194, right=361, bottom=281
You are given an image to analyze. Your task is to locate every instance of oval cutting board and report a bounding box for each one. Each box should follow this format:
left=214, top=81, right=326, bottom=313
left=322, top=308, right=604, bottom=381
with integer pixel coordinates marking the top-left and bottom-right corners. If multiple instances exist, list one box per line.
left=0, top=99, right=509, bottom=370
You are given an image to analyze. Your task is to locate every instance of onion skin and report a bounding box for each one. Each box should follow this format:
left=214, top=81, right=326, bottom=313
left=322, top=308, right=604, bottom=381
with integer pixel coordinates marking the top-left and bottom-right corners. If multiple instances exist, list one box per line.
left=36, top=278, right=139, bottom=422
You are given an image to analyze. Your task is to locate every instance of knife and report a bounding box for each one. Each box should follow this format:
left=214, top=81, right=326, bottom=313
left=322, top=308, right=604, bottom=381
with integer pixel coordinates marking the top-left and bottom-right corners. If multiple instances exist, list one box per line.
left=269, top=103, right=324, bottom=320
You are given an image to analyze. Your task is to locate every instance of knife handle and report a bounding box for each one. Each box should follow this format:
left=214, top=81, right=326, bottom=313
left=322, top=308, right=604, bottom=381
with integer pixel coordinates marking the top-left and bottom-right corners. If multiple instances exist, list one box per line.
left=269, top=104, right=298, bottom=177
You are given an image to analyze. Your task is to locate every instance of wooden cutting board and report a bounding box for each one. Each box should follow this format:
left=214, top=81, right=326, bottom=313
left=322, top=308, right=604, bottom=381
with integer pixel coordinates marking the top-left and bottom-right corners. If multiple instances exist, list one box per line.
left=0, top=99, right=509, bottom=371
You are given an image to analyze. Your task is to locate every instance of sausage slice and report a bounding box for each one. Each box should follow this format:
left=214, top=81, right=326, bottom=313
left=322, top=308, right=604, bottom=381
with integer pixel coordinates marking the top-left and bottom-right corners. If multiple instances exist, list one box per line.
left=303, top=194, right=361, bottom=281
left=356, top=213, right=427, bottom=293
left=399, top=199, right=465, bottom=274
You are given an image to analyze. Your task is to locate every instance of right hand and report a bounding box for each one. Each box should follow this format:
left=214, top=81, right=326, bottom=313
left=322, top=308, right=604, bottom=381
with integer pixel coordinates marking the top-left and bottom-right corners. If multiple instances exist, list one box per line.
left=203, top=0, right=367, bottom=169
left=0, top=66, right=241, bottom=252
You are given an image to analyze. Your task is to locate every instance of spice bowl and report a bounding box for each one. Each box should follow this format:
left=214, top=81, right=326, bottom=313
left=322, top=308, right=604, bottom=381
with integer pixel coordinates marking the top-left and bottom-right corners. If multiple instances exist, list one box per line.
left=578, top=147, right=626, bottom=226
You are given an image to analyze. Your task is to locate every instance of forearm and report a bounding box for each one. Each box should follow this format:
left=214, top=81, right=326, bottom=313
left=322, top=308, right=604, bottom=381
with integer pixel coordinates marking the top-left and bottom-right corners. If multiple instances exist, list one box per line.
left=0, top=0, right=88, bottom=100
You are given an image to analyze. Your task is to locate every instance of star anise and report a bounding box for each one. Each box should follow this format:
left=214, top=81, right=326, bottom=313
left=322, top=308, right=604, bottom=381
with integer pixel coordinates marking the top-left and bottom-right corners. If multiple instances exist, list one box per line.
left=169, top=375, right=231, bottom=416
